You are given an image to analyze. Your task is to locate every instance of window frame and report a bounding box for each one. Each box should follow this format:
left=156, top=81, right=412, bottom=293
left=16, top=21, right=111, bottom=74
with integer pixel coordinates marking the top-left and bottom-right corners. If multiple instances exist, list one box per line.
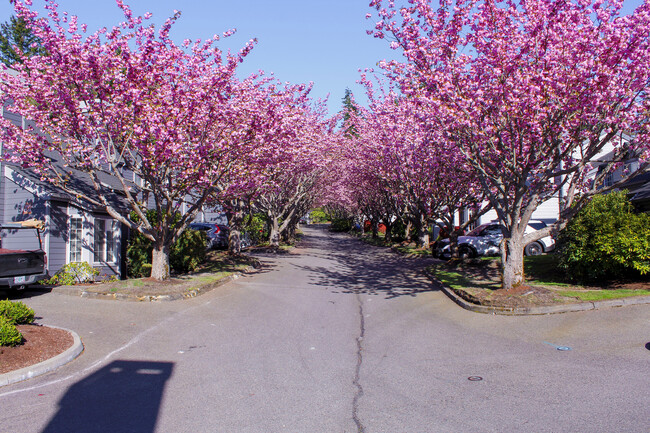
left=69, top=216, right=83, bottom=263
left=93, top=218, right=118, bottom=264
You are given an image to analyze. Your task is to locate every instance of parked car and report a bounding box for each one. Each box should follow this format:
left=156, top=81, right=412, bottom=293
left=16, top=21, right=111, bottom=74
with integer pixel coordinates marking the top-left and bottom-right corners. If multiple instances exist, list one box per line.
left=434, top=220, right=555, bottom=259
left=188, top=222, right=230, bottom=250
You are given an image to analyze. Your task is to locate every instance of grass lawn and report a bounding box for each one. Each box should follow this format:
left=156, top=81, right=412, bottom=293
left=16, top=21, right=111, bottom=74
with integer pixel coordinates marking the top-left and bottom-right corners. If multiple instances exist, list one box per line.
left=555, top=289, right=650, bottom=301
left=430, top=254, right=650, bottom=307
left=57, top=251, right=259, bottom=298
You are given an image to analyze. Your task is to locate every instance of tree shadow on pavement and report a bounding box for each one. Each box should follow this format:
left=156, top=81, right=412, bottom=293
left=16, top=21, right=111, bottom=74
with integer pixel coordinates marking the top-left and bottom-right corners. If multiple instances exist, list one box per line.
left=41, top=360, right=173, bottom=433
left=294, top=228, right=441, bottom=299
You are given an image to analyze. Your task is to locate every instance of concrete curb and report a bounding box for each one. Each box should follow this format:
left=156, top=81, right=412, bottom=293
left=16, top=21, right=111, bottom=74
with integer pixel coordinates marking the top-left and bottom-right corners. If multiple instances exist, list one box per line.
left=0, top=325, right=83, bottom=387
left=427, top=271, right=650, bottom=315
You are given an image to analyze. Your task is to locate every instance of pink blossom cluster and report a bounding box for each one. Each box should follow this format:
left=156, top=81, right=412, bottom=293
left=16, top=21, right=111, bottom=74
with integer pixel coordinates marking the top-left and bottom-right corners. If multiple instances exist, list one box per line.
left=360, top=0, right=650, bottom=288
left=0, top=0, right=337, bottom=278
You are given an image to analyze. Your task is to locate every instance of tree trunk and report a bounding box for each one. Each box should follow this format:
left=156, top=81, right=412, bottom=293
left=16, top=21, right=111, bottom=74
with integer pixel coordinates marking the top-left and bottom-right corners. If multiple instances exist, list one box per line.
left=282, top=220, right=297, bottom=244
left=228, top=229, right=242, bottom=255
left=414, top=214, right=430, bottom=249
left=501, top=237, right=525, bottom=290
left=227, top=200, right=245, bottom=255
left=448, top=231, right=459, bottom=259
left=151, top=243, right=171, bottom=280
left=418, top=230, right=430, bottom=249
left=404, top=220, right=412, bottom=242
left=268, top=213, right=280, bottom=247
left=384, top=221, right=393, bottom=244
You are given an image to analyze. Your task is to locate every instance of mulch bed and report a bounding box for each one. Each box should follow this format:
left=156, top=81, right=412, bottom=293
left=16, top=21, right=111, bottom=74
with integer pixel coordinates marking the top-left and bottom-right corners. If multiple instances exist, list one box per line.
left=0, top=324, right=73, bottom=374
left=452, top=284, right=576, bottom=308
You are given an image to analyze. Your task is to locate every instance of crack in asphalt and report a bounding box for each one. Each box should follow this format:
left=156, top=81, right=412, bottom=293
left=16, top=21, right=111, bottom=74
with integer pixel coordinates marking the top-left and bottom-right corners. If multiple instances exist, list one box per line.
left=352, top=293, right=366, bottom=433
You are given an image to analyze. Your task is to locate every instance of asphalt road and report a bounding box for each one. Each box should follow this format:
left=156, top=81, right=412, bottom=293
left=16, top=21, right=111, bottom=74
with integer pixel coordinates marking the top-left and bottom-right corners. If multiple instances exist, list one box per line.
left=1, top=226, right=648, bottom=433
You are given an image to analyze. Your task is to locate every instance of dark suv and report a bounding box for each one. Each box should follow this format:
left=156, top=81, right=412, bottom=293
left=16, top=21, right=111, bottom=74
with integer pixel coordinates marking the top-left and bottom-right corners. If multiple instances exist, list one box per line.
left=188, top=222, right=230, bottom=250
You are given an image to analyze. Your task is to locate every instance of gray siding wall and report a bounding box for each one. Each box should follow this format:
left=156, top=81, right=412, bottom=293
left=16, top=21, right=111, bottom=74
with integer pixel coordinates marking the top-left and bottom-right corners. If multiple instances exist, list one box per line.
left=1, top=105, right=124, bottom=280
left=1, top=179, right=47, bottom=252
left=47, top=201, right=69, bottom=275
left=3, top=105, right=22, bottom=129
left=196, top=204, right=227, bottom=224
left=0, top=162, right=4, bottom=228
left=94, top=264, right=121, bottom=280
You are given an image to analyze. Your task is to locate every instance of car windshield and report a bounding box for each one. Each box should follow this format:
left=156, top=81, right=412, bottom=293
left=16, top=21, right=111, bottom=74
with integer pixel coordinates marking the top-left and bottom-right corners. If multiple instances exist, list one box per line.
left=466, top=224, right=503, bottom=237
left=466, top=224, right=489, bottom=237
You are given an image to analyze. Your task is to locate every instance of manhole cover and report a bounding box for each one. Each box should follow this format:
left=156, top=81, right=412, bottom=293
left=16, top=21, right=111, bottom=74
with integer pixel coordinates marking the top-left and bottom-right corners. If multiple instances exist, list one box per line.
left=544, top=341, right=572, bottom=351
left=468, top=376, right=483, bottom=381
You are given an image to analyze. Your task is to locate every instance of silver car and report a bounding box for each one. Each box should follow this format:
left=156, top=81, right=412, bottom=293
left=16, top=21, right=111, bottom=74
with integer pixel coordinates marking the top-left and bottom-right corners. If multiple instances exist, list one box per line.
left=435, top=221, right=555, bottom=259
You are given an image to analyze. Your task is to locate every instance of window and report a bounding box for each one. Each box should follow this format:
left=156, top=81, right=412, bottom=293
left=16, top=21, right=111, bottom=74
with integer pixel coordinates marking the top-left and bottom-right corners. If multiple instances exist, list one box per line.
left=603, top=171, right=614, bottom=188
left=94, top=219, right=117, bottom=263
left=69, top=217, right=83, bottom=262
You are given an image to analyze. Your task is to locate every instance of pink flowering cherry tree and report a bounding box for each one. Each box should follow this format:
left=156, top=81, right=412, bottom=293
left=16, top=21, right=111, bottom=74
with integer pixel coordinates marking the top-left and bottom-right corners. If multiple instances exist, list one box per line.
left=369, top=0, right=650, bottom=289
left=249, top=87, right=337, bottom=247
left=0, top=0, right=263, bottom=280
left=204, top=78, right=323, bottom=253
left=348, top=82, right=490, bottom=251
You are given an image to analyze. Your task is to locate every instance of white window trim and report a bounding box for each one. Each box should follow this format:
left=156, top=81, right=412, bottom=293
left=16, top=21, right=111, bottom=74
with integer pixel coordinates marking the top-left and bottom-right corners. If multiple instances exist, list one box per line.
left=67, top=214, right=85, bottom=264
left=93, top=217, right=119, bottom=265
left=66, top=206, right=92, bottom=264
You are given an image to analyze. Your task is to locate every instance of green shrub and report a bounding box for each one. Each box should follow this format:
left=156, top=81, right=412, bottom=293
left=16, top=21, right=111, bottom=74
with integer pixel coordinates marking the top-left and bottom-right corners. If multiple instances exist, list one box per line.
left=140, top=263, right=152, bottom=278
left=390, top=219, right=407, bottom=242
left=0, top=300, right=35, bottom=324
left=330, top=217, right=353, bottom=232
left=557, top=191, right=650, bottom=282
left=127, top=210, right=207, bottom=277
left=0, top=316, right=23, bottom=346
left=170, top=228, right=206, bottom=274
left=242, top=213, right=268, bottom=246
left=126, top=226, right=152, bottom=278
left=309, top=209, right=329, bottom=223
left=45, top=262, right=99, bottom=285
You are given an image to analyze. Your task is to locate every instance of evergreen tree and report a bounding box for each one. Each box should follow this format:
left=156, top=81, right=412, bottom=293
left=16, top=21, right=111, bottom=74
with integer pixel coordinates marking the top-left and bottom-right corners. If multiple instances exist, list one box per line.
left=0, top=16, right=45, bottom=66
left=341, top=88, right=358, bottom=138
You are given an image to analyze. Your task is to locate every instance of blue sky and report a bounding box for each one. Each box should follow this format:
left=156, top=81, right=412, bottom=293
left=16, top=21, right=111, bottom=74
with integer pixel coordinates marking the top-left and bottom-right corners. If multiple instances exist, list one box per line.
left=0, top=0, right=401, bottom=115
left=0, top=0, right=645, bottom=116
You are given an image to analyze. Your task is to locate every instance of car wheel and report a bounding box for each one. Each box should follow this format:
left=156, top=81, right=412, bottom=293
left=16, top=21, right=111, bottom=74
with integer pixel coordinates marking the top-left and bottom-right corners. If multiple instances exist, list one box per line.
left=458, top=245, right=475, bottom=259
left=524, top=241, right=543, bottom=256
